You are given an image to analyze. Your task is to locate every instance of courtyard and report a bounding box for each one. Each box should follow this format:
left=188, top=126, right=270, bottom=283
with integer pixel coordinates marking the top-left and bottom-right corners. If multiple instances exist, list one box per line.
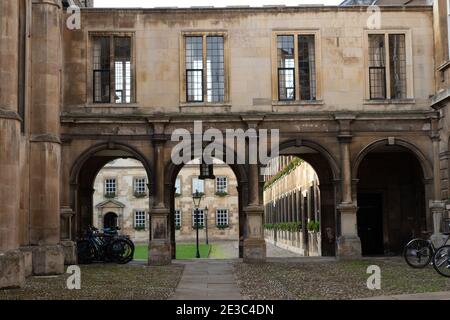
left=1, top=242, right=450, bottom=300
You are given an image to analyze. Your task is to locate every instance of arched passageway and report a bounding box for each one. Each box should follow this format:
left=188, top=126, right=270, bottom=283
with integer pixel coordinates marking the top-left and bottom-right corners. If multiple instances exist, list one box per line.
left=69, top=143, right=152, bottom=239
left=355, top=142, right=431, bottom=255
left=263, top=140, right=340, bottom=257
left=166, top=157, right=247, bottom=259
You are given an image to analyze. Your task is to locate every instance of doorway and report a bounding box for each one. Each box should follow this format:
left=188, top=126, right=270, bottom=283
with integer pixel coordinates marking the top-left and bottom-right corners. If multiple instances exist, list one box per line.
left=357, top=193, right=384, bottom=255
left=104, top=212, right=118, bottom=229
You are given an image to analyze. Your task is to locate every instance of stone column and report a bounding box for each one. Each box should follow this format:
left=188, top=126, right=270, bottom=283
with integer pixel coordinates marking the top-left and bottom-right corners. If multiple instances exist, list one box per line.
left=335, top=115, right=361, bottom=258
left=148, top=122, right=171, bottom=265
left=0, top=0, right=25, bottom=289
left=26, top=0, right=64, bottom=275
left=242, top=118, right=266, bottom=263
left=430, top=115, right=446, bottom=246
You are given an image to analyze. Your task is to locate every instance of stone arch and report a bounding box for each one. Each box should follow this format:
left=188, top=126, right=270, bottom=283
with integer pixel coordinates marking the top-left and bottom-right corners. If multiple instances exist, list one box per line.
left=352, top=138, right=433, bottom=181
left=163, top=144, right=249, bottom=259
left=353, top=138, right=432, bottom=255
left=68, top=141, right=152, bottom=239
left=267, top=138, right=341, bottom=257
left=277, top=139, right=341, bottom=181
left=69, top=141, right=153, bottom=186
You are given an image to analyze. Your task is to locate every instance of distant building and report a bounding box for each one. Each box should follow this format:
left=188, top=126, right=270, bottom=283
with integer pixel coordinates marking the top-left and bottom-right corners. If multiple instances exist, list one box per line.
left=93, top=159, right=239, bottom=243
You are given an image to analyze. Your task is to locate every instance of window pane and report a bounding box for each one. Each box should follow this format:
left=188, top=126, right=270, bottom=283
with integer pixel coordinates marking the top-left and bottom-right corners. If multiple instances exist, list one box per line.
left=93, top=37, right=110, bottom=103
left=134, top=178, right=146, bottom=194
left=114, top=37, right=132, bottom=103
left=192, top=178, right=205, bottom=194
left=277, top=35, right=295, bottom=100
left=368, top=34, right=386, bottom=99
left=175, top=178, right=181, bottom=194
left=186, top=36, right=203, bottom=102
left=192, top=209, right=205, bottom=227
left=134, top=211, right=146, bottom=228
left=216, top=177, right=228, bottom=193
left=175, top=210, right=181, bottom=227
left=389, top=34, right=407, bottom=99
left=105, top=179, right=116, bottom=195
left=207, top=36, right=225, bottom=103
left=216, top=209, right=229, bottom=226
left=298, top=35, right=316, bottom=100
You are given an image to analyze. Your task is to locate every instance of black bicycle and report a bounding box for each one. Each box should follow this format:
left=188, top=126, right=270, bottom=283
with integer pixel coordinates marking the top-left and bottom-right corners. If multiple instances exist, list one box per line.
left=77, top=226, right=135, bottom=265
left=404, top=220, right=450, bottom=271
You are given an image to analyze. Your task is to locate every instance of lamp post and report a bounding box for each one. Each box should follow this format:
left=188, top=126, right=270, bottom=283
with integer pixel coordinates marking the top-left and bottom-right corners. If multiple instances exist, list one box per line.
left=193, top=190, right=203, bottom=259
left=204, top=206, right=209, bottom=245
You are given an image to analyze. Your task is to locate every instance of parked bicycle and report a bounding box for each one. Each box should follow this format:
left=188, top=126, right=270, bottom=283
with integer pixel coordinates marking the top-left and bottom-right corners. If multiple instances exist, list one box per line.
left=77, top=226, right=135, bottom=265
left=403, top=220, right=450, bottom=277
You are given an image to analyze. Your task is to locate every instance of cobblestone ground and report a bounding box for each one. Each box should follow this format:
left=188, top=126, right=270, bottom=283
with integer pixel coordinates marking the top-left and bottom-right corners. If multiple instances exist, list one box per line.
left=0, top=263, right=184, bottom=300
left=234, top=258, right=450, bottom=300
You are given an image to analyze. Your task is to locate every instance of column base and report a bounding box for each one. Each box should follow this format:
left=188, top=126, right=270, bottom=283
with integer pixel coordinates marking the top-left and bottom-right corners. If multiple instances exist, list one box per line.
left=19, top=248, right=33, bottom=277
left=243, top=239, right=266, bottom=263
left=23, top=245, right=65, bottom=275
left=0, top=250, right=25, bottom=289
left=61, top=241, right=78, bottom=265
left=336, top=235, right=361, bottom=259
left=148, top=241, right=172, bottom=266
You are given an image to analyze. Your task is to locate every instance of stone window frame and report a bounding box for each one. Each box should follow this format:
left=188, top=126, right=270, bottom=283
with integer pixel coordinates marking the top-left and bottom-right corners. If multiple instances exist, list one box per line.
left=104, top=177, right=117, bottom=197
left=134, top=209, right=147, bottom=230
left=216, top=208, right=229, bottom=226
left=216, top=176, right=228, bottom=193
left=271, top=30, right=323, bottom=106
left=133, top=176, right=147, bottom=195
left=364, top=29, right=414, bottom=103
left=87, top=31, right=137, bottom=107
left=179, top=31, right=231, bottom=107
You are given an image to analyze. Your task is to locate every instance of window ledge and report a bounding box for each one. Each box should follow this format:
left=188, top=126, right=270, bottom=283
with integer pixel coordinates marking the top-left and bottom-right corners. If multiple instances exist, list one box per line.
left=85, top=103, right=139, bottom=108
left=363, top=99, right=415, bottom=105
left=272, top=100, right=324, bottom=106
left=179, top=102, right=232, bottom=108
left=438, top=60, right=450, bottom=72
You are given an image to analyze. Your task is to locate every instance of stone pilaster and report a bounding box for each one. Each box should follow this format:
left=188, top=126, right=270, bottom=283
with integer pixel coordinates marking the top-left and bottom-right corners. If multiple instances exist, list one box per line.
left=148, top=121, right=172, bottom=265
left=242, top=117, right=266, bottom=263
left=335, top=115, right=361, bottom=258
left=0, top=0, right=26, bottom=289
left=27, top=0, right=64, bottom=275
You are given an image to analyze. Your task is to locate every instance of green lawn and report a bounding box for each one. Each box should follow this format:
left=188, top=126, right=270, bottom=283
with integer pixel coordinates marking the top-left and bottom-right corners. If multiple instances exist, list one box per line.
left=134, top=244, right=212, bottom=260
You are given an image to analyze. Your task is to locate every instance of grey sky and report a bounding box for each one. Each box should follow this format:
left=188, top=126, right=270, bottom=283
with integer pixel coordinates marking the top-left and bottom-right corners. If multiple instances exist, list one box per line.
left=94, top=0, right=343, bottom=8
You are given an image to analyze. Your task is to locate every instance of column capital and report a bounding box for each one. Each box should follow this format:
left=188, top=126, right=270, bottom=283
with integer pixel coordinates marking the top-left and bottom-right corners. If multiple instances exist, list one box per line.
left=337, top=135, right=353, bottom=143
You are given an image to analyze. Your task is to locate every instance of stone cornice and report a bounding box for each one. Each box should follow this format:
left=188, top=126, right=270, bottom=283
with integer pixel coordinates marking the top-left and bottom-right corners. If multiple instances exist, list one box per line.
left=80, top=5, right=432, bottom=15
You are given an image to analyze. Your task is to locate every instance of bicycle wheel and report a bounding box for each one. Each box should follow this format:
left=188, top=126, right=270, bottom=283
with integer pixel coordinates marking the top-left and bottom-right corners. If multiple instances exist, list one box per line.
left=77, top=240, right=95, bottom=264
left=107, top=239, right=135, bottom=264
left=403, top=239, right=433, bottom=268
left=433, top=245, right=450, bottom=277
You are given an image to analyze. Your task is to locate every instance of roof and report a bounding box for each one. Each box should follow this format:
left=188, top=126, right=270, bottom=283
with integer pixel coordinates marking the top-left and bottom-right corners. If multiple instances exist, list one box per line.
left=340, top=0, right=431, bottom=5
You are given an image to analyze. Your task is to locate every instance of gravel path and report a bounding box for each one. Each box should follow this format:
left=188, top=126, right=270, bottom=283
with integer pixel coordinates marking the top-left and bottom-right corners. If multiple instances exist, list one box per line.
left=0, top=263, right=184, bottom=300
left=234, top=258, right=450, bottom=300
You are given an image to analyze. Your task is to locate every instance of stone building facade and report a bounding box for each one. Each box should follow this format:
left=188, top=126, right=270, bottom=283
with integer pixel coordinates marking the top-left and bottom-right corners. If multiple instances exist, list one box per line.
left=263, top=156, right=321, bottom=256
left=2, top=1, right=450, bottom=289
left=92, top=158, right=239, bottom=243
